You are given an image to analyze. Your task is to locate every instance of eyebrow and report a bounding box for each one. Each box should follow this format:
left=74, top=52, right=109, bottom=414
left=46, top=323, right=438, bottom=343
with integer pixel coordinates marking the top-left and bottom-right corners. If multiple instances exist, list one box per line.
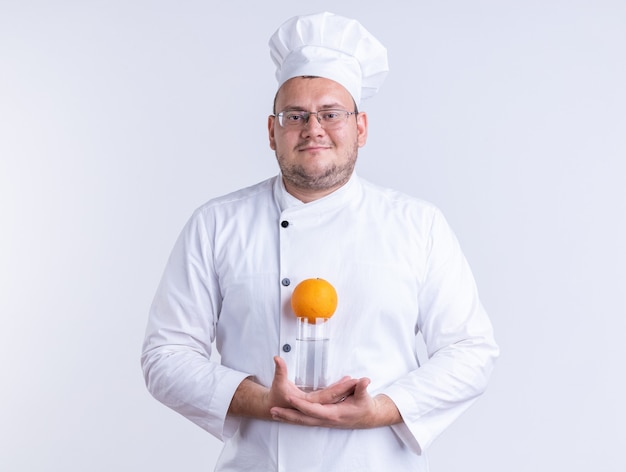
left=280, top=103, right=347, bottom=112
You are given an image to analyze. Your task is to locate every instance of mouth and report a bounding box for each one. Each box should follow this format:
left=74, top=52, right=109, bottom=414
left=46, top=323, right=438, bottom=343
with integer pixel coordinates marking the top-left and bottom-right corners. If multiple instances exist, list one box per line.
left=297, top=143, right=332, bottom=152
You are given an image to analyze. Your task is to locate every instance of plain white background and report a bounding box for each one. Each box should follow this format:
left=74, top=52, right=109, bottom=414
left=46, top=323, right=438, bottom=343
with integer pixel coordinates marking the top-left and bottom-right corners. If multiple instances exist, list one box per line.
left=1, top=1, right=624, bottom=470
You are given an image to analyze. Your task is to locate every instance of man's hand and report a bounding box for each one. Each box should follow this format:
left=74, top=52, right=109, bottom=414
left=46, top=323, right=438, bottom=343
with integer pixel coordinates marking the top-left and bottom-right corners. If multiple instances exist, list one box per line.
left=269, top=374, right=402, bottom=429
left=228, top=355, right=403, bottom=429
left=228, top=356, right=359, bottom=420
left=268, top=356, right=358, bottom=407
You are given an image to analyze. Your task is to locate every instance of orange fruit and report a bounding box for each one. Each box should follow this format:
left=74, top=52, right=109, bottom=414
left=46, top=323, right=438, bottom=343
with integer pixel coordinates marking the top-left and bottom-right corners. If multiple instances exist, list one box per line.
left=291, top=278, right=338, bottom=323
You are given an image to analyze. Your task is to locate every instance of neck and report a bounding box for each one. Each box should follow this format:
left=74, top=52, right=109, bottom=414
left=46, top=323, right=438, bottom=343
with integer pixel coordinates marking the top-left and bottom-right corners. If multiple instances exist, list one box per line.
left=282, top=177, right=349, bottom=203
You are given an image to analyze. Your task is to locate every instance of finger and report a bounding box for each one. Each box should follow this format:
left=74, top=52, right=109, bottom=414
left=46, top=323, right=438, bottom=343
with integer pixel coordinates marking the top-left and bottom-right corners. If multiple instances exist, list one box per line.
left=330, top=377, right=358, bottom=395
left=270, top=406, right=323, bottom=426
left=353, top=377, right=371, bottom=399
left=307, top=379, right=358, bottom=404
left=279, top=396, right=335, bottom=421
left=273, top=356, right=289, bottom=381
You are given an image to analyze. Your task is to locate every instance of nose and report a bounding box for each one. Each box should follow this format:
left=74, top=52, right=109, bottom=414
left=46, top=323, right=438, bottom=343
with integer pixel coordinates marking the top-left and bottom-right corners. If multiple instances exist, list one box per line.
left=302, top=112, right=325, bottom=135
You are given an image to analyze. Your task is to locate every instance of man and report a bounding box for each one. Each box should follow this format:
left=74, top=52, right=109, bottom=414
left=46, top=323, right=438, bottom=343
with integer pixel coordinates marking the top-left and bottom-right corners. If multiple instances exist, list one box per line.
left=142, top=11, right=499, bottom=471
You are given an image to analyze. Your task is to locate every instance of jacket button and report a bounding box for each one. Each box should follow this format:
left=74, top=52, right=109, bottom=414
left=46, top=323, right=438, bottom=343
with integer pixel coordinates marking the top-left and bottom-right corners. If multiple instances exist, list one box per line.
left=282, top=344, right=292, bottom=352
left=281, top=220, right=289, bottom=228
left=281, top=278, right=290, bottom=286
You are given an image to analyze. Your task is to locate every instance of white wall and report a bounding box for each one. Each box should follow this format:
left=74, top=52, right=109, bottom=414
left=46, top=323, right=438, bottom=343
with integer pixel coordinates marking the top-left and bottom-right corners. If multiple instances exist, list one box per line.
left=1, top=1, right=624, bottom=470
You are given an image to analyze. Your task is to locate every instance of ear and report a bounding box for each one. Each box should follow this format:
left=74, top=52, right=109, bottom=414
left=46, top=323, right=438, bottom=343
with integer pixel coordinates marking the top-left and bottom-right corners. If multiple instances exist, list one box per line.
left=356, top=111, right=368, bottom=148
left=268, top=115, right=277, bottom=150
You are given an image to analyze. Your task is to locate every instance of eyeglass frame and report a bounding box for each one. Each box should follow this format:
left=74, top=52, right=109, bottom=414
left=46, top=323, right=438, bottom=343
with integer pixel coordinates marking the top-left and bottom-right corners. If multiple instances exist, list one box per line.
left=273, top=109, right=358, bottom=129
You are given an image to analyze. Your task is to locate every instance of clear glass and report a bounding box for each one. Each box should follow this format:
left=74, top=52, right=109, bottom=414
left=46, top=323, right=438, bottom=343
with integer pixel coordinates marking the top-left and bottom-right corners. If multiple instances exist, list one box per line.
left=276, top=109, right=355, bottom=129
left=295, top=317, right=330, bottom=391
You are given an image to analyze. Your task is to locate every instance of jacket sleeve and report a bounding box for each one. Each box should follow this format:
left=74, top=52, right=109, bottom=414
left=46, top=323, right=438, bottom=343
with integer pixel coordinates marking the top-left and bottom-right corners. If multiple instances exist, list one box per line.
left=381, top=208, right=499, bottom=454
left=140, top=209, right=250, bottom=440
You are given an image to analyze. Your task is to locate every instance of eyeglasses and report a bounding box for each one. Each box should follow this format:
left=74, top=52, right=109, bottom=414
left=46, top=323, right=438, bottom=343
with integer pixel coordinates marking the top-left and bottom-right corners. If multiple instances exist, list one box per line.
left=275, top=109, right=357, bottom=129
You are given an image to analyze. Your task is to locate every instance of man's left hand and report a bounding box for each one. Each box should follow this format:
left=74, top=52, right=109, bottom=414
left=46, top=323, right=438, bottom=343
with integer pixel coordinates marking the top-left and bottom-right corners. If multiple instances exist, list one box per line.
left=269, top=377, right=402, bottom=429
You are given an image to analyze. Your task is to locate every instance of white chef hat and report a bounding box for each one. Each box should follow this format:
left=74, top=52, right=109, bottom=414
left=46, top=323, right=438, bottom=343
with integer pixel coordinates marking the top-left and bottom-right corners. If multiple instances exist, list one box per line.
left=268, top=12, right=389, bottom=105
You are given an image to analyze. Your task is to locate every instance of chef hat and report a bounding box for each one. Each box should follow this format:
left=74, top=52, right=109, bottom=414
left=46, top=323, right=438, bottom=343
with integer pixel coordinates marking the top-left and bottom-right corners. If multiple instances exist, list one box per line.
left=268, top=12, right=389, bottom=105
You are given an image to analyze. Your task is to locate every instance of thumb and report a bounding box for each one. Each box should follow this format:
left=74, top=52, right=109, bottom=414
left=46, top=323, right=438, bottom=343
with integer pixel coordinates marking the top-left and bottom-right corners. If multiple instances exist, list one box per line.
left=273, top=356, right=289, bottom=380
left=354, top=377, right=371, bottom=399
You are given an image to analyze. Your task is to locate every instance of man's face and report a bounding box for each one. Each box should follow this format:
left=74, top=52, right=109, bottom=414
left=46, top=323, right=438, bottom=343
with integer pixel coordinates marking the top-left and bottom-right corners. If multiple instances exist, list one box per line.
left=268, top=77, right=368, bottom=200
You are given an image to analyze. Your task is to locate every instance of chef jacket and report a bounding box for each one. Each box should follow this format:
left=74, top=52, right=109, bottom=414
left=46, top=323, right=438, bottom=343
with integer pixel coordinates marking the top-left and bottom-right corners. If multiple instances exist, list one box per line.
left=141, top=173, right=499, bottom=471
